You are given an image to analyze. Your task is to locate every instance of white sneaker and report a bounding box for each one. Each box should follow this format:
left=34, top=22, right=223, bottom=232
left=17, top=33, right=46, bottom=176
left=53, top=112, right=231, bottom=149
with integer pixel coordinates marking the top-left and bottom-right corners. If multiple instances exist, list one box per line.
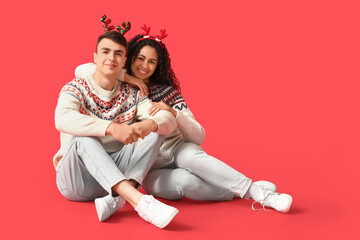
left=253, top=191, right=293, bottom=213
left=95, top=195, right=126, bottom=221
left=244, top=181, right=277, bottom=199
left=135, top=195, right=179, bottom=228
left=254, top=180, right=277, bottom=192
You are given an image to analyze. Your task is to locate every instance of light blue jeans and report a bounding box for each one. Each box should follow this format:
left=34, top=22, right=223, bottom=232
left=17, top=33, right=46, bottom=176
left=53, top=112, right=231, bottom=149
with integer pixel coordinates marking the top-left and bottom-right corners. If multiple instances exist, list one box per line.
left=143, top=142, right=252, bottom=201
left=56, top=133, right=165, bottom=201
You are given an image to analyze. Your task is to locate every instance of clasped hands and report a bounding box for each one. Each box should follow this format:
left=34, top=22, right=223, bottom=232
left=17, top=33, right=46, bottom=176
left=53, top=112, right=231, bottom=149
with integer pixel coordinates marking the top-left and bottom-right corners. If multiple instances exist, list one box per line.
left=106, top=119, right=158, bottom=145
left=106, top=102, right=176, bottom=145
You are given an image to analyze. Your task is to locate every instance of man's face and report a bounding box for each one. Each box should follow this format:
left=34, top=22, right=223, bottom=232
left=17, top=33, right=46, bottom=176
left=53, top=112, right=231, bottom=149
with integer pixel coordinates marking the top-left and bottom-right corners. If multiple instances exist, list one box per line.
left=94, top=38, right=126, bottom=78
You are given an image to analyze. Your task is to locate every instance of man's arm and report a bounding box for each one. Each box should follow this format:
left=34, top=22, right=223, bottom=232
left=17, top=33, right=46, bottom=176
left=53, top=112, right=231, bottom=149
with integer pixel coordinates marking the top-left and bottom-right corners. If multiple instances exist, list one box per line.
left=56, top=93, right=144, bottom=145
left=135, top=98, right=177, bottom=136
left=106, top=122, right=150, bottom=145
left=55, top=93, right=111, bottom=136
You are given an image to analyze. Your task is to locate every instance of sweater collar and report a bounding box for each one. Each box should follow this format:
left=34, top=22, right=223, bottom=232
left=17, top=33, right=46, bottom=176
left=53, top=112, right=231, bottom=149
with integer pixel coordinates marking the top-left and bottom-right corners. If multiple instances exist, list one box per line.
left=87, top=75, right=119, bottom=98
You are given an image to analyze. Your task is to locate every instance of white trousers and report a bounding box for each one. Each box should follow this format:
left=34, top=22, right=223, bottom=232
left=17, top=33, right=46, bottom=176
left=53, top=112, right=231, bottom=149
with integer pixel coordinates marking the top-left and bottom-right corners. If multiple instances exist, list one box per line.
left=143, top=142, right=252, bottom=201
left=56, top=133, right=164, bottom=201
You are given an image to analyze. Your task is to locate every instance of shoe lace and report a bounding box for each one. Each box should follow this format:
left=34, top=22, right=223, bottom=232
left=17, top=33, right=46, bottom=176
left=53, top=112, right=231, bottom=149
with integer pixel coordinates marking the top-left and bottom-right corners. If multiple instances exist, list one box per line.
left=108, top=197, right=120, bottom=208
left=251, top=191, right=276, bottom=212
left=137, top=196, right=160, bottom=222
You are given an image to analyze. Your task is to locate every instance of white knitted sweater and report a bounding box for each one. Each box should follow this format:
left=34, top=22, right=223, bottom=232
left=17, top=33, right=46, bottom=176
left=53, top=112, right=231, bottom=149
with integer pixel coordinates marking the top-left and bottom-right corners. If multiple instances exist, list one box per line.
left=54, top=74, right=176, bottom=169
left=75, top=63, right=205, bottom=169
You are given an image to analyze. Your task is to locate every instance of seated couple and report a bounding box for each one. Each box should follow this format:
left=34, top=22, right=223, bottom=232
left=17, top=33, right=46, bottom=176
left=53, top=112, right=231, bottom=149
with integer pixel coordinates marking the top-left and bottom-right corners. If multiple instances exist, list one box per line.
left=54, top=19, right=293, bottom=229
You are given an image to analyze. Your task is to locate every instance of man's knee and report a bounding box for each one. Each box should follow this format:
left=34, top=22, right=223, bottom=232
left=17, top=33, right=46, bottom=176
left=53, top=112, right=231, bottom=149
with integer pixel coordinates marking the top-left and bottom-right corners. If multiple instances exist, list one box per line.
left=72, top=136, right=103, bottom=147
left=138, top=133, right=165, bottom=150
left=146, top=132, right=165, bottom=144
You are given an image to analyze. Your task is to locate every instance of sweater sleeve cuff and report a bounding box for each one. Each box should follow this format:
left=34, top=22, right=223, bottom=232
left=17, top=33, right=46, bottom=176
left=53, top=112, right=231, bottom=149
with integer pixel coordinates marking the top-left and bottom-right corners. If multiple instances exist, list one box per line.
left=152, top=110, right=177, bottom=135
left=100, top=120, right=113, bottom=136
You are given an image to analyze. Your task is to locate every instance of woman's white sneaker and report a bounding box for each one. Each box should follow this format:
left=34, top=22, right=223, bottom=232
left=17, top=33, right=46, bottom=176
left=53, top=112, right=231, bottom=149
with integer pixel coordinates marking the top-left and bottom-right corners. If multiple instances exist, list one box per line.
left=135, top=195, right=179, bottom=228
left=253, top=191, right=293, bottom=213
left=254, top=180, right=277, bottom=192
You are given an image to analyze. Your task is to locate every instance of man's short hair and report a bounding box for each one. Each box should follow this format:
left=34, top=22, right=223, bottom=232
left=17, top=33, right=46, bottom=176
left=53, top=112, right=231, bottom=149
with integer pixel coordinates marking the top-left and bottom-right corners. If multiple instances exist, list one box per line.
left=96, top=31, right=128, bottom=51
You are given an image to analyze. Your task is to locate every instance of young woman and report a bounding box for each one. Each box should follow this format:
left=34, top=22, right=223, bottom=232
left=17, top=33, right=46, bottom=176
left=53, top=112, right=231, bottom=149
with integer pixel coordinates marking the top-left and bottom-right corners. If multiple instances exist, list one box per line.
left=76, top=28, right=293, bottom=213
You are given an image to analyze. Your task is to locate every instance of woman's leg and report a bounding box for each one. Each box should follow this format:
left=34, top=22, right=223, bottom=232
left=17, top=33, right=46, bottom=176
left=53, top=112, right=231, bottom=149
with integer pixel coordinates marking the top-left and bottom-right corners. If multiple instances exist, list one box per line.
left=143, top=168, right=234, bottom=201
left=172, top=142, right=293, bottom=212
left=173, top=142, right=252, bottom=198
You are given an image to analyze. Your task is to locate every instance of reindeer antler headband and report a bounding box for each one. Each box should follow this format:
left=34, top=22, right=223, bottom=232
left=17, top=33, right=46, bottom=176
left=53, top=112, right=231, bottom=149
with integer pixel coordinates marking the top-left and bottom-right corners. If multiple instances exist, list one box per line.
left=100, top=15, right=131, bottom=35
left=135, top=24, right=168, bottom=47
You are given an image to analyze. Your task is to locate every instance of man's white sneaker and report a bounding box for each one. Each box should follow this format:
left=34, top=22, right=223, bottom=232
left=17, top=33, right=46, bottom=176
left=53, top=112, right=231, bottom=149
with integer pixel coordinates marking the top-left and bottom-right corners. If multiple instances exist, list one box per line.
left=135, top=195, right=179, bottom=228
left=254, top=180, right=277, bottom=192
left=253, top=191, right=293, bottom=213
left=95, top=195, right=126, bottom=221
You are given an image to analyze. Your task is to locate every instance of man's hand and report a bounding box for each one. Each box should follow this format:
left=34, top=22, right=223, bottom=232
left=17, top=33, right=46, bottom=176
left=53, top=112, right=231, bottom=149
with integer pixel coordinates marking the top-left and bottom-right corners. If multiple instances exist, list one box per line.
left=131, top=119, right=158, bottom=139
left=106, top=123, right=140, bottom=145
left=148, top=102, right=177, bottom=118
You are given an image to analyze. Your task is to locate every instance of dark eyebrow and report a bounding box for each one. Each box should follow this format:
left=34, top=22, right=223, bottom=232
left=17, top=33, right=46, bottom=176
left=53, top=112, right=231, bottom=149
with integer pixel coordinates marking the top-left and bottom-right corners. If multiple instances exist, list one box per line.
left=100, top=48, right=124, bottom=54
left=139, top=54, right=157, bottom=62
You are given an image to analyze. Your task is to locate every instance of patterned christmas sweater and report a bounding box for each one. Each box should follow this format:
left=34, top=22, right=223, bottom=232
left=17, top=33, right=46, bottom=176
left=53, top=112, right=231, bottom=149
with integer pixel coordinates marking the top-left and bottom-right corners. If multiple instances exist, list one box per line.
left=53, top=74, right=177, bottom=169
left=75, top=63, right=205, bottom=169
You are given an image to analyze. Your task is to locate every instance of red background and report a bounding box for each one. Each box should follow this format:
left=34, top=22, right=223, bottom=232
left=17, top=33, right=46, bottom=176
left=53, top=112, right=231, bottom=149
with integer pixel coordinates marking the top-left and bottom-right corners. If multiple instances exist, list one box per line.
left=1, top=0, right=359, bottom=239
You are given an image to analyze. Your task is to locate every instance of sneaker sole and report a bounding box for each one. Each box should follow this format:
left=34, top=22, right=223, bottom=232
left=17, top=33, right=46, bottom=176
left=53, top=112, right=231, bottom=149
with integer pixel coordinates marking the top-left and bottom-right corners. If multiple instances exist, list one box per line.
left=94, top=198, right=107, bottom=222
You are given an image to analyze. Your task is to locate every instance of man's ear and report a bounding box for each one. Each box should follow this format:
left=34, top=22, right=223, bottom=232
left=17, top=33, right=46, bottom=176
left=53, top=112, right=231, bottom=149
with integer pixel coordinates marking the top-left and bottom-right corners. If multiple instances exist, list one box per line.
left=94, top=52, right=97, bottom=64
left=121, top=57, right=127, bottom=68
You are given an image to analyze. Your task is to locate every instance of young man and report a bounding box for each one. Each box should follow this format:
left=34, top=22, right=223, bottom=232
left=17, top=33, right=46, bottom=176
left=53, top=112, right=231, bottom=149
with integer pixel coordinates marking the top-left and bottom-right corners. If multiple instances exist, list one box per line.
left=54, top=31, right=178, bottom=229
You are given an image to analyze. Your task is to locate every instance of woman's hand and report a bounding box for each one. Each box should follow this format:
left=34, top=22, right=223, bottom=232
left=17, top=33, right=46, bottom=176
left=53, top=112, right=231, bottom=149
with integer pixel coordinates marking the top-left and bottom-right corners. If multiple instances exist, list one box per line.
left=131, top=119, right=158, bottom=138
left=124, top=74, right=148, bottom=96
left=148, top=102, right=177, bottom=118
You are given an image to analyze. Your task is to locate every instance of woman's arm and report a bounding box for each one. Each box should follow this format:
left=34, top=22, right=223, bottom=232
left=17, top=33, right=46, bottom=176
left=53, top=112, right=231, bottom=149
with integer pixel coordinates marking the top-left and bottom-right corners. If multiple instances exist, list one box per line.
left=148, top=101, right=205, bottom=145
left=75, top=63, right=148, bottom=96
left=123, top=74, right=149, bottom=96
left=136, top=98, right=177, bottom=136
left=173, top=106, right=205, bottom=145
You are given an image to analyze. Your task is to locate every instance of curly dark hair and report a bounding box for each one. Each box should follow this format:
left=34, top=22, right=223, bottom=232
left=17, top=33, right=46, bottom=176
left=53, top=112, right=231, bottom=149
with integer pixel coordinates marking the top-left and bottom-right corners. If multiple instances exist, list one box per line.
left=125, top=34, right=180, bottom=91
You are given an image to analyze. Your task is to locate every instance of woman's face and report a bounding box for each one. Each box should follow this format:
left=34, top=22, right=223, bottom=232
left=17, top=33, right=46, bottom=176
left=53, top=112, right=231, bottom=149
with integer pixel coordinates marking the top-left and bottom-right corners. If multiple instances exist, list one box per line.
left=131, top=45, right=158, bottom=83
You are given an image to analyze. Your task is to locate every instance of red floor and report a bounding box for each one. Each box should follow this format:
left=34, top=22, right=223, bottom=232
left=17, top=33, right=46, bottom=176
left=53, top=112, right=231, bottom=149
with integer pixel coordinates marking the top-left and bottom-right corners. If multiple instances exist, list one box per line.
left=3, top=135, right=358, bottom=240
left=1, top=1, right=359, bottom=239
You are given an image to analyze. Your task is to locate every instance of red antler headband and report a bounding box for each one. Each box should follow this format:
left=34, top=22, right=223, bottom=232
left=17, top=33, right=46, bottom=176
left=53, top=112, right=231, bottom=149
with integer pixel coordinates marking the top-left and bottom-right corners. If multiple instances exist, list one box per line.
left=135, top=24, right=168, bottom=47
left=100, top=15, right=131, bottom=35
